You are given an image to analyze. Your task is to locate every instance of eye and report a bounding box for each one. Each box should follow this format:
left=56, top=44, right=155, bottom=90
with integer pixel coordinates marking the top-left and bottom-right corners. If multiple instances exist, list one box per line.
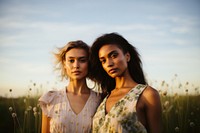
left=111, top=52, right=118, bottom=59
left=99, top=59, right=106, bottom=64
left=68, top=59, right=74, bottom=63
left=79, top=58, right=87, bottom=63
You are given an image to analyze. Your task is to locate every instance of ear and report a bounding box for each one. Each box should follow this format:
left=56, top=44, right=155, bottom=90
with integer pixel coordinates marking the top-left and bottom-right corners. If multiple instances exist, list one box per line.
left=125, top=52, right=131, bottom=62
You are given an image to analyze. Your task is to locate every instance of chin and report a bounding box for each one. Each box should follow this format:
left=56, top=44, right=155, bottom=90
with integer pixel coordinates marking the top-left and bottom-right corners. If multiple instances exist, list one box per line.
left=109, top=74, right=118, bottom=78
left=72, top=76, right=84, bottom=80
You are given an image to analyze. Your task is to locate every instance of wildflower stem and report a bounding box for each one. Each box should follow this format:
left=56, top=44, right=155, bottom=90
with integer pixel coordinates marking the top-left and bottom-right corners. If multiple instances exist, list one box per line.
left=10, top=93, right=23, bottom=133
left=23, top=111, right=27, bottom=133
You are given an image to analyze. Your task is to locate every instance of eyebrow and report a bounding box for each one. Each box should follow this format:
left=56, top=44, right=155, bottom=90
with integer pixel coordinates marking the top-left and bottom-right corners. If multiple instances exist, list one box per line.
left=67, top=56, right=88, bottom=59
left=99, top=50, right=118, bottom=60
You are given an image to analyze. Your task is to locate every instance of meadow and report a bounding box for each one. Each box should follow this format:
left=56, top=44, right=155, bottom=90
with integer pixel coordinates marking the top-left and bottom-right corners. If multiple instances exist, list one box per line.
left=0, top=78, right=200, bottom=133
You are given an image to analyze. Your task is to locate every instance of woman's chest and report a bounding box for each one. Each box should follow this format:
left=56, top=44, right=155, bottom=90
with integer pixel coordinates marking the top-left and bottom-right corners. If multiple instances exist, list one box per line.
left=105, top=89, right=132, bottom=113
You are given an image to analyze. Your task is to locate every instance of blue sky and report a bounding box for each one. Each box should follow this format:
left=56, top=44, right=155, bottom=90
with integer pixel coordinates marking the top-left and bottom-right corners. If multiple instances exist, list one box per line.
left=0, top=0, right=200, bottom=97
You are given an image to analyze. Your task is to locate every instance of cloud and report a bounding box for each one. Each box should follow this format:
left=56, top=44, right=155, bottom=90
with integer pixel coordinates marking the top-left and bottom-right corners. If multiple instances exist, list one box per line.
left=1, top=0, right=200, bottom=97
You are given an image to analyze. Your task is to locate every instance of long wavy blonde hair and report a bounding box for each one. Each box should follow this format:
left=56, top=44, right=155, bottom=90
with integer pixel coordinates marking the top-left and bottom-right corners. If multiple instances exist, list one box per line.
left=53, top=40, right=90, bottom=80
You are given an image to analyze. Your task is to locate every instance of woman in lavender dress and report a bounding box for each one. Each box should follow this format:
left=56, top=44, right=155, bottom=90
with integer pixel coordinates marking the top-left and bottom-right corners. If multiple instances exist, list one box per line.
left=39, top=40, right=101, bottom=133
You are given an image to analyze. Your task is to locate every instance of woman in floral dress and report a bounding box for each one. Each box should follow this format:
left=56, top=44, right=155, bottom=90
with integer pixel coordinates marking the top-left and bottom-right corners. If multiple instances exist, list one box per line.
left=39, top=40, right=101, bottom=133
left=90, top=33, right=162, bottom=133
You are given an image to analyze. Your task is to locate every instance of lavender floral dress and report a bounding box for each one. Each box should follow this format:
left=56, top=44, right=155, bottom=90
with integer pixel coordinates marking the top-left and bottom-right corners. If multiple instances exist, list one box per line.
left=39, top=89, right=101, bottom=133
left=92, top=84, right=147, bottom=133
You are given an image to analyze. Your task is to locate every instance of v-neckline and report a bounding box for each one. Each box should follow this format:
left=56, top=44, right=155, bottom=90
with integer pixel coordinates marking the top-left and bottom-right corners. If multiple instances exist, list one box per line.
left=104, top=84, right=140, bottom=116
left=65, top=90, right=91, bottom=116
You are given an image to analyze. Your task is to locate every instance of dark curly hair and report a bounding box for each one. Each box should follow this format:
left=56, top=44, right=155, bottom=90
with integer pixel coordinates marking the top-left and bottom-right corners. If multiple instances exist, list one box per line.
left=90, top=32, right=146, bottom=95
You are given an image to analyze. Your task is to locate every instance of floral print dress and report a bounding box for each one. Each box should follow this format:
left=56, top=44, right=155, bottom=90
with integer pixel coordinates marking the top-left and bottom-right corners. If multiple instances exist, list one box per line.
left=39, top=89, right=101, bottom=133
left=92, top=84, right=147, bottom=133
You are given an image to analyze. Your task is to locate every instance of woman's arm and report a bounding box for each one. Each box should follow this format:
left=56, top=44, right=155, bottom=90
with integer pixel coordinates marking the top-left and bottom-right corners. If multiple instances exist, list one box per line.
left=145, top=86, right=162, bottom=133
left=41, top=112, right=50, bottom=133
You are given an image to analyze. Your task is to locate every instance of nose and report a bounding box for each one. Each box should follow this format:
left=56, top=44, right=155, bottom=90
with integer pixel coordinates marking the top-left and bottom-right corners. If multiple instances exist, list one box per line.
left=73, top=60, right=80, bottom=69
left=106, top=58, right=114, bottom=67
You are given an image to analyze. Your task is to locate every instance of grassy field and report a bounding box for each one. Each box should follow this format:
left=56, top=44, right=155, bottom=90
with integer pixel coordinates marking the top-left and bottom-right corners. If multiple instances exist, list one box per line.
left=0, top=80, right=200, bottom=133
left=161, top=95, right=200, bottom=133
left=0, top=95, right=41, bottom=133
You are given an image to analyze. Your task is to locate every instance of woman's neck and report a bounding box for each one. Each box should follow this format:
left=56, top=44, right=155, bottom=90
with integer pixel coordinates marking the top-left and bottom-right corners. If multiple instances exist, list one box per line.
left=66, top=79, right=89, bottom=95
left=115, top=72, right=137, bottom=89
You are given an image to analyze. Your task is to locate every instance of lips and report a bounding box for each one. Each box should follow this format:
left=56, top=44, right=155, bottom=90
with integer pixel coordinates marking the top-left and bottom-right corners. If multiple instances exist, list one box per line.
left=72, top=71, right=81, bottom=74
left=108, top=68, right=117, bottom=74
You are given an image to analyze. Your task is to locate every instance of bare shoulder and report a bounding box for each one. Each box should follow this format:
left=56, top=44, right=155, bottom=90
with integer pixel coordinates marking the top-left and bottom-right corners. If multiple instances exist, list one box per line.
left=143, top=86, right=159, bottom=96
left=142, top=86, right=161, bottom=104
left=140, top=86, right=162, bottom=133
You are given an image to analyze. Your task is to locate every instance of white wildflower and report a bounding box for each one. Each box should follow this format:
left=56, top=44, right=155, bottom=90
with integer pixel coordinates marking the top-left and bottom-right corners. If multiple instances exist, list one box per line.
left=190, top=122, right=195, bottom=127
left=12, top=113, right=17, bottom=118
left=9, top=107, right=13, bottom=112
left=24, top=110, right=28, bottom=115
left=33, top=107, right=37, bottom=112
left=34, top=112, right=37, bottom=117
left=27, top=106, right=32, bottom=111
left=163, top=101, right=170, bottom=109
left=175, top=127, right=179, bottom=132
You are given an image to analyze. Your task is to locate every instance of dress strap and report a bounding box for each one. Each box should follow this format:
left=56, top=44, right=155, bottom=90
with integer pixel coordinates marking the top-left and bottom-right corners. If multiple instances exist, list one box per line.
left=129, top=84, right=147, bottom=98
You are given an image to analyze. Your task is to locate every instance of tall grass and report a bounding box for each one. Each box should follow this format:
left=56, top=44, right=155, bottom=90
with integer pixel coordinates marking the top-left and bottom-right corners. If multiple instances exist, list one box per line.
left=0, top=77, right=199, bottom=133
left=153, top=75, right=200, bottom=133
left=3, top=82, right=42, bottom=133
left=161, top=94, right=199, bottom=133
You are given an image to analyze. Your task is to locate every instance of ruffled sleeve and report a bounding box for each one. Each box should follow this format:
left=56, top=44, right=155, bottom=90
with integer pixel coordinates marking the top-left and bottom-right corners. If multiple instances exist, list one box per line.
left=38, top=91, right=58, bottom=117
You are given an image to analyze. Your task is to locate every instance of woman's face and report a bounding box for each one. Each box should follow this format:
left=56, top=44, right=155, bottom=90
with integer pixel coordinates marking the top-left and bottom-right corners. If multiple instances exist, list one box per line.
left=98, top=44, right=130, bottom=78
left=64, top=48, right=88, bottom=80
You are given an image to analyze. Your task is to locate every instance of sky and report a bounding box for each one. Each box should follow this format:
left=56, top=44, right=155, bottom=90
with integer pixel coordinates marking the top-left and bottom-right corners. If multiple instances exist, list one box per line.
left=0, top=0, right=200, bottom=97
